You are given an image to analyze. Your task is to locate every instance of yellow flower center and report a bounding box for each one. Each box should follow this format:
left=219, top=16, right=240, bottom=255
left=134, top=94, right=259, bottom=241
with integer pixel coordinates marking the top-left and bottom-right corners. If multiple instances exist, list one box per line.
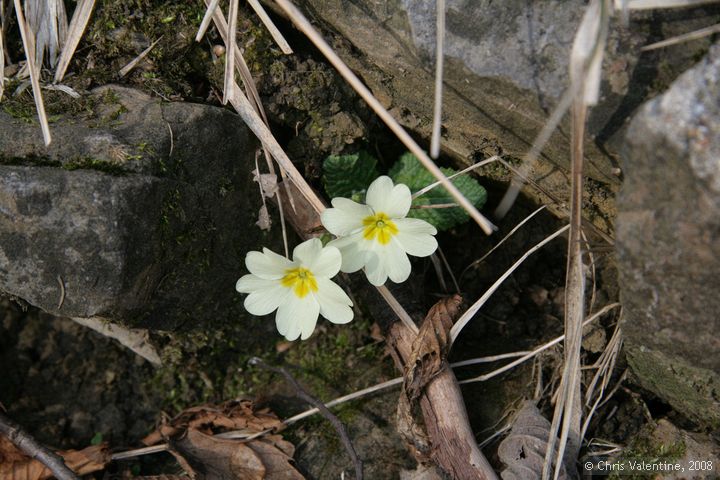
left=362, top=212, right=399, bottom=245
left=280, top=267, right=318, bottom=298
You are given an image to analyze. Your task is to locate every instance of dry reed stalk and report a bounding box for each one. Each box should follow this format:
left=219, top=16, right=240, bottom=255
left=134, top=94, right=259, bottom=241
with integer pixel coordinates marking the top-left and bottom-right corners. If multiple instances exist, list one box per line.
left=450, top=224, right=570, bottom=343
left=543, top=2, right=610, bottom=478
left=641, top=22, right=720, bottom=50
left=195, top=0, right=219, bottom=42
left=118, top=36, right=162, bottom=77
left=222, top=0, right=239, bottom=105
left=624, top=0, right=720, bottom=8
left=412, top=156, right=499, bottom=199
left=0, top=1, right=5, bottom=101
left=247, top=0, right=293, bottom=54
left=430, top=0, right=444, bottom=159
left=460, top=204, right=548, bottom=281
left=53, top=0, right=95, bottom=83
left=13, top=0, right=50, bottom=145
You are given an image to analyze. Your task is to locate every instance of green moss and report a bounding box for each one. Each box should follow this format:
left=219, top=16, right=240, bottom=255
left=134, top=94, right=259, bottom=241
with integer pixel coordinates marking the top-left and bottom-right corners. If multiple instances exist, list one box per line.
left=608, top=428, right=687, bottom=480
left=2, top=86, right=97, bottom=124
left=625, top=345, right=720, bottom=429
left=63, top=157, right=127, bottom=175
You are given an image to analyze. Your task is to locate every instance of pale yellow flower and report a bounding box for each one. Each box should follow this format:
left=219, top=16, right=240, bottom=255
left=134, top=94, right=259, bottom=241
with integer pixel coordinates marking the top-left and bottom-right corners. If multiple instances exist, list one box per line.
left=236, top=238, right=353, bottom=340
left=321, top=176, right=438, bottom=286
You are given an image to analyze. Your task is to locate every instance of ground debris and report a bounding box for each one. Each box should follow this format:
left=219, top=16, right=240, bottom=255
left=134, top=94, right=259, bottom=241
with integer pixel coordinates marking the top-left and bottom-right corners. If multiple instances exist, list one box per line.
left=497, top=401, right=570, bottom=480
left=0, top=436, right=109, bottom=480
left=169, top=429, right=302, bottom=480
left=141, top=400, right=303, bottom=480
left=141, top=400, right=283, bottom=446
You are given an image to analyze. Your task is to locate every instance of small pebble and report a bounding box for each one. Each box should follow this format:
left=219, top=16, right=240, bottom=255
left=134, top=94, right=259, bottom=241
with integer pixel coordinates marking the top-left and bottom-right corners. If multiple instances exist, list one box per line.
left=213, top=44, right=226, bottom=57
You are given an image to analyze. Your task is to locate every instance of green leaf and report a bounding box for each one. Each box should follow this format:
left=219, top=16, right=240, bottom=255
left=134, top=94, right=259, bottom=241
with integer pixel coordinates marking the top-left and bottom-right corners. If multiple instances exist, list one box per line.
left=90, top=432, right=103, bottom=445
left=389, top=152, right=487, bottom=231
left=322, top=151, right=379, bottom=199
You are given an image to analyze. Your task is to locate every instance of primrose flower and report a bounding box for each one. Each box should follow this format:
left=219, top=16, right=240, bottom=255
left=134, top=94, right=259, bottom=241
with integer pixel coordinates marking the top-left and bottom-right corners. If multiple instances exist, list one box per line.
left=236, top=238, right=353, bottom=341
left=321, top=176, right=438, bottom=286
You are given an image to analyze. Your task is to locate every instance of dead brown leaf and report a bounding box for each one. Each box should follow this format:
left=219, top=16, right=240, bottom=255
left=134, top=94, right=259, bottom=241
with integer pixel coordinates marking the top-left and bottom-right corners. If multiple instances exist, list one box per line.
left=142, top=400, right=283, bottom=446
left=0, top=437, right=109, bottom=480
left=403, top=294, right=461, bottom=401
left=170, top=429, right=303, bottom=480
left=497, top=401, right=569, bottom=480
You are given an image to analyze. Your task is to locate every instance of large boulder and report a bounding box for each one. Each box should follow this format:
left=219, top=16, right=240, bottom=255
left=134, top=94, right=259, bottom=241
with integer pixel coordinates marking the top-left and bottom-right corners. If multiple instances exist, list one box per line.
left=617, top=44, right=720, bottom=428
left=0, top=86, right=266, bottom=331
left=293, top=0, right=718, bottom=229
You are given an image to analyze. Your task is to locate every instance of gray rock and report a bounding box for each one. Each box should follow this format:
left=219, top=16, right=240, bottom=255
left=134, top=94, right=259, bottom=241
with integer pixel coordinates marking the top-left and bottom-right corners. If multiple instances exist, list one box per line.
left=0, top=86, right=267, bottom=330
left=617, top=44, right=720, bottom=428
left=296, top=0, right=718, bottom=227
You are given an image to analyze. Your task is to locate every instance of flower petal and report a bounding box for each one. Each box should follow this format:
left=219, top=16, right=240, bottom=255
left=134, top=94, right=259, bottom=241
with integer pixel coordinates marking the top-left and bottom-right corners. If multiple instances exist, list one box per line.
left=364, top=240, right=411, bottom=286
left=276, top=294, right=320, bottom=341
left=366, top=176, right=412, bottom=218
left=316, top=277, right=353, bottom=324
left=246, top=248, right=293, bottom=279
left=236, top=274, right=275, bottom=293
left=365, top=176, right=394, bottom=212
left=321, top=198, right=371, bottom=236
left=243, top=282, right=288, bottom=316
left=328, top=234, right=370, bottom=273
left=292, top=237, right=322, bottom=266
left=395, top=218, right=438, bottom=257
left=293, top=238, right=342, bottom=277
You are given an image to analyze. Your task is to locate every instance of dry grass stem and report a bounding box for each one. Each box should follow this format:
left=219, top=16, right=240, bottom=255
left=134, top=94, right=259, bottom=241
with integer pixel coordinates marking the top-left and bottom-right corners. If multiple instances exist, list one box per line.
left=71, top=317, right=162, bottom=366
left=195, top=0, right=220, bottom=42
left=412, top=156, right=499, bottom=199
left=227, top=84, right=326, bottom=214
left=437, top=246, right=460, bottom=293
left=624, top=0, right=720, bottom=9
left=497, top=157, right=615, bottom=246
left=273, top=0, right=497, bottom=235
left=641, top=22, right=720, bottom=50
left=411, top=202, right=457, bottom=209
left=110, top=444, right=168, bottom=461
left=206, top=0, right=297, bottom=228
left=459, top=303, right=620, bottom=384
left=1, top=10, right=5, bottom=101
left=247, top=0, right=293, bottom=54
left=250, top=357, right=364, bottom=479
left=460, top=204, right=548, bottom=281
left=222, top=0, right=239, bottom=105
left=449, top=224, right=570, bottom=343
left=13, top=0, right=51, bottom=145
left=53, top=0, right=95, bottom=83
left=375, top=284, right=418, bottom=334
left=430, top=0, right=444, bottom=159
left=493, top=87, right=574, bottom=219
left=119, top=36, right=162, bottom=77
left=543, top=3, right=609, bottom=477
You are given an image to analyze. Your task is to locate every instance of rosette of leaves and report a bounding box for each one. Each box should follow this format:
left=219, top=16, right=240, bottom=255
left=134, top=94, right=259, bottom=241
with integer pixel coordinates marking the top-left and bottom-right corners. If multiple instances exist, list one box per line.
left=389, top=153, right=487, bottom=231
left=322, top=151, right=487, bottom=231
left=322, top=151, right=379, bottom=201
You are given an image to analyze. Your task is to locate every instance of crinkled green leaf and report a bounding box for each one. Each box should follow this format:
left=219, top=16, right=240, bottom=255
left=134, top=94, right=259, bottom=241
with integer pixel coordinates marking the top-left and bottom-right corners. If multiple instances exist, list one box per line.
left=322, top=151, right=379, bottom=199
left=389, top=152, right=487, bottom=231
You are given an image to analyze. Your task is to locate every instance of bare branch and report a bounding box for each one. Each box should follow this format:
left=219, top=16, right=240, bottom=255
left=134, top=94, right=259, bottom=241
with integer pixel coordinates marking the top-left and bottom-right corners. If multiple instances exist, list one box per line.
left=0, top=411, right=80, bottom=480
